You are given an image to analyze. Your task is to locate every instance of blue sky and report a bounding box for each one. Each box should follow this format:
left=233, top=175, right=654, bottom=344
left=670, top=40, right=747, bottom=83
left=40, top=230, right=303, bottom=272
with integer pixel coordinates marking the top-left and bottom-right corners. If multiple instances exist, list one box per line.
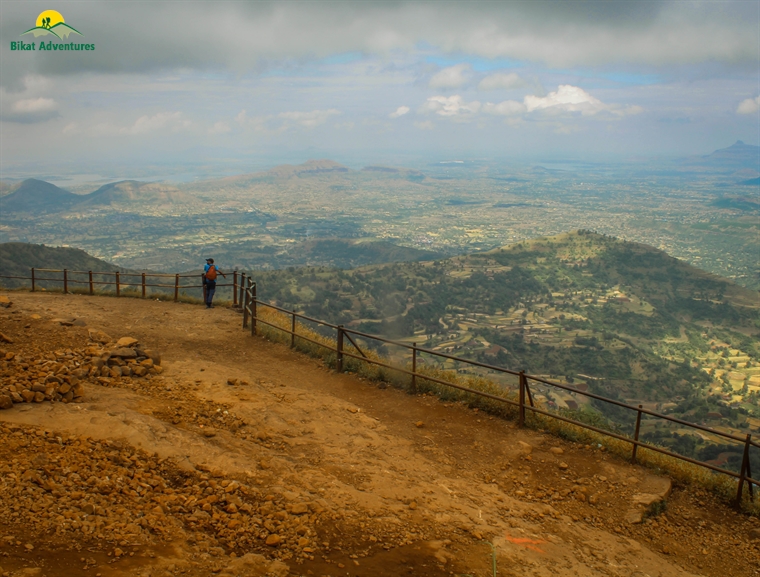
left=0, top=1, right=758, bottom=172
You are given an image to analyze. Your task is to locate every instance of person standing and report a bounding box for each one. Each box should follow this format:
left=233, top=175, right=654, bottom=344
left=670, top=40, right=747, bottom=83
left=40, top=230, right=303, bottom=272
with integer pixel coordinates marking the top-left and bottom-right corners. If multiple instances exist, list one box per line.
left=203, top=258, right=226, bottom=308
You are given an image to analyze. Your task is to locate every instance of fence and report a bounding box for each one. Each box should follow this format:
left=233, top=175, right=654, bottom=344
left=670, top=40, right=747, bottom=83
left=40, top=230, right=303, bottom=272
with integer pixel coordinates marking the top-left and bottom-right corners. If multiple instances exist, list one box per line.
left=238, top=278, right=759, bottom=507
left=0, top=267, right=757, bottom=506
left=0, top=267, right=246, bottom=305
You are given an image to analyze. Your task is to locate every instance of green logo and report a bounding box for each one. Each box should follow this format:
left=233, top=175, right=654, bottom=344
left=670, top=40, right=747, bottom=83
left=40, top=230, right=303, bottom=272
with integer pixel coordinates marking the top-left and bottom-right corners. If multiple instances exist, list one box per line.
left=23, top=10, right=82, bottom=39
left=11, top=10, right=94, bottom=52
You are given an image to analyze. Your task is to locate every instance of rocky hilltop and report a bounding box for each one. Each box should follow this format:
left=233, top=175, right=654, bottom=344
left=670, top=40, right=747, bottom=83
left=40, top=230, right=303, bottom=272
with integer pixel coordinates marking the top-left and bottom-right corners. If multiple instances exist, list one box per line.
left=0, top=290, right=758, bottom=577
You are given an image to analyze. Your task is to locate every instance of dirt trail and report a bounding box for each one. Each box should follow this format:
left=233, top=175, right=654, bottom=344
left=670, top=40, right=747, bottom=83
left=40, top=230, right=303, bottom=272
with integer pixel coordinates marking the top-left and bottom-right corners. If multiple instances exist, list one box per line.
left=0, top=291, right=758, bottom=577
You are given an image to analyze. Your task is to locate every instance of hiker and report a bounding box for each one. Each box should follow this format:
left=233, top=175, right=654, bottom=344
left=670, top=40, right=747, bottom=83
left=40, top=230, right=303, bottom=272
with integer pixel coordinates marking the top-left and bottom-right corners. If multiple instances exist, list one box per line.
left=203, top=258, right=226, bottom=308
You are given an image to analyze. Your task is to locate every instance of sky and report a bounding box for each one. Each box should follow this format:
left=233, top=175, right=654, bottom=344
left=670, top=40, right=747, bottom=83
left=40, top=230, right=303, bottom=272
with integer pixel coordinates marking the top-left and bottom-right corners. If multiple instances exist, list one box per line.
left=0, top=1, right=758, bottom=174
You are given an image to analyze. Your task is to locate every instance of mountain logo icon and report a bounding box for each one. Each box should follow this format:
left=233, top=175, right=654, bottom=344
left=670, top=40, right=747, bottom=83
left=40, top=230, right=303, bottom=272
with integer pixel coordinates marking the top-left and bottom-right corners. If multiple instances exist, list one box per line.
left=22, top=10, right=82, bottom=39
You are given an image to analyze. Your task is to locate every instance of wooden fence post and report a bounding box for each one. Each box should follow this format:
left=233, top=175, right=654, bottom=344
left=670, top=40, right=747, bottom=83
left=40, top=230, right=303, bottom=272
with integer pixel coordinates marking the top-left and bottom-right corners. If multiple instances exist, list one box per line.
left=31, top=268, right=35, bottom=292
left=242, top=279, right=250, bottom=328
left=519, top=371, right=526, bottom=427
left=233, top=270, right=238, bottom=307
left=291, top=310, right=296, bottom=348
left=736, top=434, right=752, bottom=507
left=411, top=342, right=417, bottom=393
left=336, top=325, right=344, bottom=373
left=63, top=269, right=68, bottom=294
left=631, top=405, right=643, bottom=464
left=174, top=274, right=179, bottom=302
left=115, top=272, right=120, bottom=297
left=201, top=274, right=205, bottom=304
left=250, top=280, right=257, bottom=336
left=142, top=273, right=146, bottom=298
left=88, top=271, right=93, bottom=295
left=239, top=273, right=246, bottom=309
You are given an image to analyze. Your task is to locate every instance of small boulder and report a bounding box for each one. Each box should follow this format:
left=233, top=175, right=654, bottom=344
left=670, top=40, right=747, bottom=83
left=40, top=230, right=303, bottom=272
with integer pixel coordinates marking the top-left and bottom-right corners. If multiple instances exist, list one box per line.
left=0, top=394, right=13, bottom=409
left=265, top=534, right=282, bottom=547
left=116, top=337, right=139, bottom=348
left=0, top=296, right=11, bottom=308
left=289, top=503, right=310, bottom=515
left=549, top=447, right=564, bottom=455
left=88, top=329, right=111, bottom=344
left=111, top=347, right=137, bottom=359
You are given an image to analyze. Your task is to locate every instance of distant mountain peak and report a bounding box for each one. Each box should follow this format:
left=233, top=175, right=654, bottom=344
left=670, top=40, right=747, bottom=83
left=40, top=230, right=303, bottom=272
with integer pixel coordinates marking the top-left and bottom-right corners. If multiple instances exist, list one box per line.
left=0, top=178, right=78, bottom=213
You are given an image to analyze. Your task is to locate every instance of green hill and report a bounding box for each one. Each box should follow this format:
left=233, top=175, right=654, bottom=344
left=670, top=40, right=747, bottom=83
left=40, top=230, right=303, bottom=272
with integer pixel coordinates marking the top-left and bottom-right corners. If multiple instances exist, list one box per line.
left=0, top=179, right=79, bottom=213
left=0, top=243, right=122, bottom=289
left=79, top=180, right=189, bottom=207
left=250, top=230, right=760, bottom=448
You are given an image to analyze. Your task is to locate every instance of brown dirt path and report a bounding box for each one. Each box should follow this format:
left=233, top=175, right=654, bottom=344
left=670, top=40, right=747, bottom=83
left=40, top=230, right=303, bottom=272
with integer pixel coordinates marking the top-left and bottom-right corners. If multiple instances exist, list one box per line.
left=0, top=291, right=758, bottom=577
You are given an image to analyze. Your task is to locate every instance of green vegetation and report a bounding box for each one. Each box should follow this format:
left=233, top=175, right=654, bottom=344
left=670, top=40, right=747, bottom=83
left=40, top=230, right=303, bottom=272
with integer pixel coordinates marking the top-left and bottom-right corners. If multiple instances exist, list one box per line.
left=250, top=231, right=760, bottom=462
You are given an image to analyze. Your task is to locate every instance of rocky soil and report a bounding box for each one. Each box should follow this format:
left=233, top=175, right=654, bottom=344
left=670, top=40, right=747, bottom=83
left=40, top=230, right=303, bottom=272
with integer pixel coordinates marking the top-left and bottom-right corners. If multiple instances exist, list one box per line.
left=0, top=291, right=758, bottom=577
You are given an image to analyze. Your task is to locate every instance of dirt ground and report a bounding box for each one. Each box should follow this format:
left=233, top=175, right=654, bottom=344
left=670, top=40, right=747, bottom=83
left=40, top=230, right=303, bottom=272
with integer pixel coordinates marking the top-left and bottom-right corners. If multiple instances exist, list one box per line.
left=0, top=291, right=758, bottom=577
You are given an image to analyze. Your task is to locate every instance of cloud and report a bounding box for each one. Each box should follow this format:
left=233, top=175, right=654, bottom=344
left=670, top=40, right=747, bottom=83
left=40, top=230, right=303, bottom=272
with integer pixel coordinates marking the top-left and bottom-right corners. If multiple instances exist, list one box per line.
left=737, top=96, right=760, bottom=115
left=524, top=85, right=603, bottom=113
left=478, top=72, right=525, bottom=91
left=414, top=120, right=435, bottom=130
left=421, top=95, right=480, bottom=117
left=120, top=111, right=190, bottom=135
left=2, top=97, right=59, bottom=123
left=1, top=1, right=756, bottom=90
left=209, top=121, right=231, bottom=134
left=483, top=100, right=526, bottom=116
left=524, top=85, right=641, bottom=116
left=389, top=106, right=410, bottom=118
left=278, top=109, right=340, bottom=128
left=429, top=64, right=472, bottom=89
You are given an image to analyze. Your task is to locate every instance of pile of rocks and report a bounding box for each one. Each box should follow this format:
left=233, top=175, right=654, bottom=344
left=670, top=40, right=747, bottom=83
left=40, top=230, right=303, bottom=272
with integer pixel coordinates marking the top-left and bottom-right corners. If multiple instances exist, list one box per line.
left=0, top=332, right=162, bottom=409
left=87, top=334, right=163, bottom=382
left=0, top=348, right=87, bottom=408
left=0, top=423, right=320, bottom=563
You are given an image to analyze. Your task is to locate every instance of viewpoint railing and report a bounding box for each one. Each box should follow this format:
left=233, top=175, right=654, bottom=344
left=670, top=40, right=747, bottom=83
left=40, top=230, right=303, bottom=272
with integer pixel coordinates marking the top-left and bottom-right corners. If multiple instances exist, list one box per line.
left=238, top=278, right=759, bottom=507
left=0, top=267, right=245, bottom=305
left=0, top=267, right=757, bottom=506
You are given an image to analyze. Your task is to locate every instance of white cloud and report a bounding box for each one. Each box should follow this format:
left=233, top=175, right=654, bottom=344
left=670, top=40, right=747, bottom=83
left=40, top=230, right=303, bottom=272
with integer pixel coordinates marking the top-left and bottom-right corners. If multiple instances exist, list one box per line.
left=524, top=85, right=603, bottom=114
left=524, top=85, right=641, bottom=116
left=209, top=121, right=231, bottom=134
left=737, top=96, right=760, bottom=115
left=2, top=97, right=59, bottom=123
left=278, top=109, right=340, bottom=128
left=414, top=120, right=435, bottom=130
left=478, top=72, right=525, bottom=91
left=429, top=64, right=472, bottom=89
left=120, top=111, right=190, bottom=135
left=389, top=105, right=410, bottom=118
left=483, top=100, right=526, bottom=116
left=421, top=95, right=481, bottom=117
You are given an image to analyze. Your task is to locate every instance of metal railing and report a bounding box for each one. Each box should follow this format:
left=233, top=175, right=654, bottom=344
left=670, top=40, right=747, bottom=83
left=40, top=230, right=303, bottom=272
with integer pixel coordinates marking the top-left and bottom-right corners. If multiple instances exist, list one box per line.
left=1, top=268, right=756, bottom=506
left=240, top=278, right=758, bottom=507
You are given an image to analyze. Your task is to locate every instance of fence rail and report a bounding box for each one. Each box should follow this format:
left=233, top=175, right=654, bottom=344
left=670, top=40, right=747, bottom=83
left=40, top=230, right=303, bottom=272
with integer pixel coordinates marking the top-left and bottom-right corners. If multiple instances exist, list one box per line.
left=0, top=267, right=243, bottom=306
left=237, top=279, right=758, bottom=507
left=0, top=268, right=756, bottom=506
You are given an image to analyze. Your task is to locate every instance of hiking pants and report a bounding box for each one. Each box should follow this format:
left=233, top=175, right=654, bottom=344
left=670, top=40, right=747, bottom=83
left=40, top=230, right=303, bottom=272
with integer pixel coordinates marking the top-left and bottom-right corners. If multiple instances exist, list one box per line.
left=206, top=281, right=216, bottom=305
